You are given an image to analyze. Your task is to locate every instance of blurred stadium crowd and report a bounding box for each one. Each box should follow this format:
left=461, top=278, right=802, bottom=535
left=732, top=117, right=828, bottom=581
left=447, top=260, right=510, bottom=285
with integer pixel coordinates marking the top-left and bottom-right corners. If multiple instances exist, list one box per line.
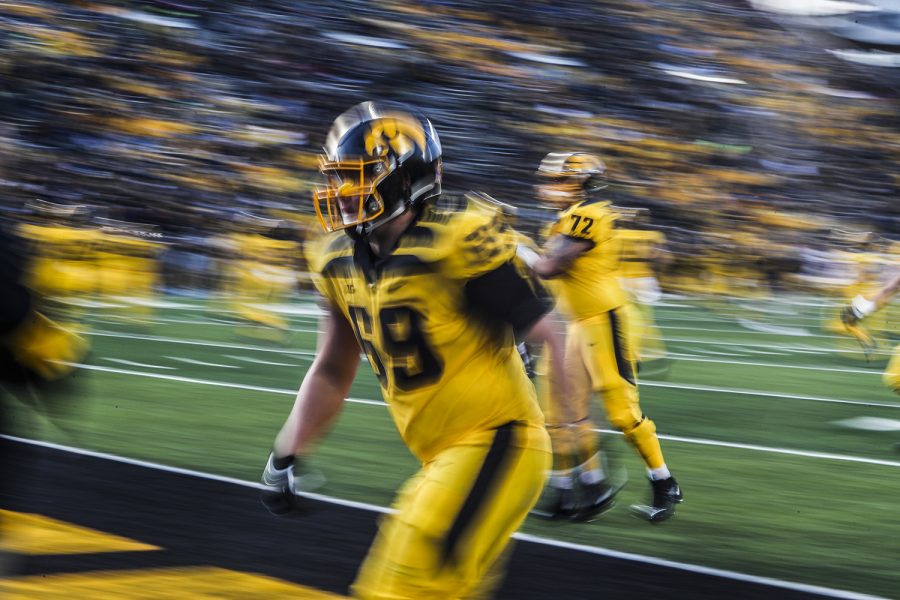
left=1, top=0, right=898, bottom=305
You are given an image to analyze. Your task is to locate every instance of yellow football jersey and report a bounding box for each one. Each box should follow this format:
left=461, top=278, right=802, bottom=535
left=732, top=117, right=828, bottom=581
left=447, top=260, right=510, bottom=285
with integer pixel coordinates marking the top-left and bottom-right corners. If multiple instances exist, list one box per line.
left=18, top=223, right=100, bottom=297
left=95, top=231, right=161, bottom=297
left=308, top=198, right=547, bottom=462
left=549, top=200, right=627, bottom=319
left=618, top=229, right=665, bottom=279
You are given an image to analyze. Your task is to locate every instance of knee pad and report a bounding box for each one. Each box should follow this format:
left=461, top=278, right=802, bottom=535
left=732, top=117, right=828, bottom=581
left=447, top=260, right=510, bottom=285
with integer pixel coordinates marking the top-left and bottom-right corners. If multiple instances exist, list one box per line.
left=621, top=415, right=656, bottom=441
left=545, top=422, right=576, bottom=456
left=604, top=386, right=643, bottom=432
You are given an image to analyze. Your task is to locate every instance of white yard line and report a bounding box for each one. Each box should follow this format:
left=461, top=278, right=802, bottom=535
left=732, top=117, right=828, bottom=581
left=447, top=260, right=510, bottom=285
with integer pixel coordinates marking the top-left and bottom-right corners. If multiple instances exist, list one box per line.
left=100, top=358, right=176, bottom=370
left=659, top=323, right=813, bottom=337
left=66, top=363, right=900, bottom=463
left=666, top=355, right=882, bottom=376
left=88, top=329, right=885, bottom=375
left=137, top=315, right=320, bottom=334
left=641, top=381, right=899, bottom=409
left=832, top=417, right=900, bottom=432
left=662, top=336, right=891, bottom=356
left=735, top=347, right=786, bottom=356
left=225, top=355, right=299, bottom=367
left=66, top=362, right=382, bottom=406
left=164, top=356, right=241, bottom=369
left=737, top=318, right=813, bottom=337
left=686, top=347, right=746, bottom=357
left=595, top=428, right=900, bottom=468
left=0, top=434, right=889, bottom=600
left=88, top=330, right=318, bottom=358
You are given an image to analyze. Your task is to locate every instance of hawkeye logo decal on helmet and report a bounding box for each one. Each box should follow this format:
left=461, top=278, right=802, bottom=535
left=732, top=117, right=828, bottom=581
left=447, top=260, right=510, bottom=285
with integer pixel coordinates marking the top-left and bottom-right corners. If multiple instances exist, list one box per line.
left=364, top=117, right=428, bottom=159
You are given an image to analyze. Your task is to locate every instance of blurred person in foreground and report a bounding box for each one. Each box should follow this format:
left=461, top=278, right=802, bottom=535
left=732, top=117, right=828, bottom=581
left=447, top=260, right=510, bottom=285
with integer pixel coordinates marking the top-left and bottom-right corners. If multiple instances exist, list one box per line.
left=841, top=270, right=900, bottom=396
left=0, top=218, right=89, bottom=562
left=523, top=152, right=682, bottom=523
left=259, top=101, right=565, bottom=599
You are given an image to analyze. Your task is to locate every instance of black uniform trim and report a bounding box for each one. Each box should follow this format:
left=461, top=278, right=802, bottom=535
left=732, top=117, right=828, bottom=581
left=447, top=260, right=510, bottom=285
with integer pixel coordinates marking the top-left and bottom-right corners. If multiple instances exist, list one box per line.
left=465, top=261, right=552, bottom=335
left=351, top=237, right=434, bottom=285
left=441, top=421, right=516, bottom=566
left=397, top=225, right=435, bottom=249
left=608, top=308, right=635, bottom=386
left=321, top=255, right=355, bottom=281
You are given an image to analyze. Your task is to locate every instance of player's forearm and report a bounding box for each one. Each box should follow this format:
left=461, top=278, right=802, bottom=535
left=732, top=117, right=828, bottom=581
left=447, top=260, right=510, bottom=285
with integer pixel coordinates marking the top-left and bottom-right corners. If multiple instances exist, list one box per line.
left=517, top=243, right=563, bottom=279
left=273, top=366, right=352, bottom=458
left=855, top=273, right=900, bottom=318
left=534, top=235, right=592, bottom=279
left=533, top=256, right=567, bottom=279
left=874, top=273, right=900, bottom=308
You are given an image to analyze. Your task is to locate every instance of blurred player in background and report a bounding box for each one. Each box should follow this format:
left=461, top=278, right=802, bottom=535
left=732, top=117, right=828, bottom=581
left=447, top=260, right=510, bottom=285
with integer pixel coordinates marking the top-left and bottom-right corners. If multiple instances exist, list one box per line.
left=93, top=218, right=163, bottom=326
left=219, top=212, right=301, bottom=343
left=616, top=207, right=670, bottom=376
left=526, top=151, right=683, bottom=522
left=260, top=102, right=566, bottom=599
left=17, top=200, right=99, bottom=325
left=841, top=270, right=900, bottom=395
left=827, top=230, right=889, bottom=361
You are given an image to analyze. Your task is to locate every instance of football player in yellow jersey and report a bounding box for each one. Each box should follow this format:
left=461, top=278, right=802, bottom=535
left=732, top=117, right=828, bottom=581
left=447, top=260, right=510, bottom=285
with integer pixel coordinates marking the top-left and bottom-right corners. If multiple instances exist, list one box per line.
left=841, top=271, right=900, bottom=396
left=18, top=201, right=99, bottom=321
left=94, top=220, right=162, bottom=325
left=616, top=208, right=669, bottom=374
left=260, top=102, right=565, bottom=599
left=526, top=152, right=682, bottom=522
left=221, top=213, right=301, bottom=342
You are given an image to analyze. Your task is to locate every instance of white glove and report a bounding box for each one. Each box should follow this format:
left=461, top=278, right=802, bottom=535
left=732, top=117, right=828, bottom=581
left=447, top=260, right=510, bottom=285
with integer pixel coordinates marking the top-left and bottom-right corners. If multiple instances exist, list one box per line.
left=850, top=295, right=877, bottom=319
left=516, top=244, right=541, bottom=269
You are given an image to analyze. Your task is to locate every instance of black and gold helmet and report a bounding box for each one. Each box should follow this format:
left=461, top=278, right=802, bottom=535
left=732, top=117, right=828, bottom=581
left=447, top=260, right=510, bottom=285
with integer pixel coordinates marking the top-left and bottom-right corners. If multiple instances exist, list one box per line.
left=535, top=152, right=607, bottom=207
left=313, top=101, right=442, bottom=236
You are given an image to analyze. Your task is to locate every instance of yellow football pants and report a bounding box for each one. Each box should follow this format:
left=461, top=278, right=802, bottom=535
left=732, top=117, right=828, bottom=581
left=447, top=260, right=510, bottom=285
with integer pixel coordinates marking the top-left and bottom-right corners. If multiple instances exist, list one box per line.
left=352, top=423, right=550, bottom=600
left=574, top=308, right=666, bottom=470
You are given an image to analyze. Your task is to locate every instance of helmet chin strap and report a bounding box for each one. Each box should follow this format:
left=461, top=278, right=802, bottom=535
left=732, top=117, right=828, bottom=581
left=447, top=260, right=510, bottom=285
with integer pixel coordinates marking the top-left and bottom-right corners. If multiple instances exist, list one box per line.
left=353, top=194, right=411, bottom=238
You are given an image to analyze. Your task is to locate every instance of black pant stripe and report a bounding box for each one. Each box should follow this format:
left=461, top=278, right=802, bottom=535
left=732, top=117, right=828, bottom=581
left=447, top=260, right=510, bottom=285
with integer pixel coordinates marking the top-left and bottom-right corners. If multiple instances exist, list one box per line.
left=608, top=308, right=636, bottom=386
left=441, top=421, right=516, bottom=566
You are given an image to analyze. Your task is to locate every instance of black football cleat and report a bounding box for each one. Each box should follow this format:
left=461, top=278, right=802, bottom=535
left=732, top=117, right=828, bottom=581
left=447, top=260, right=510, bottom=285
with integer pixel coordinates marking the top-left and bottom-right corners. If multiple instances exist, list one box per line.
left=630, top=476, right=683, bottom=523
left=530, top=485, right=577, bottom=520
left=571, top=479, right=618, bottom=522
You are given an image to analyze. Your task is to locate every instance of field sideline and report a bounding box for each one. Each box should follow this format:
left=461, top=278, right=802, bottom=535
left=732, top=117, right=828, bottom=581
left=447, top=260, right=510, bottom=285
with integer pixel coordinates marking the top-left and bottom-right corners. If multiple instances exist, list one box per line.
left=1, top=436, right=885, bottom=600
left=3, top=294, right=899, bottom=599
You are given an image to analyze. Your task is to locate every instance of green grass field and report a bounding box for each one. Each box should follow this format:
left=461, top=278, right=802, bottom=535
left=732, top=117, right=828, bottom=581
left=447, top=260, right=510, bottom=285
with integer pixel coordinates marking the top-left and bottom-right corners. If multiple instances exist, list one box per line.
left=8, top=294, right=900, bottom=599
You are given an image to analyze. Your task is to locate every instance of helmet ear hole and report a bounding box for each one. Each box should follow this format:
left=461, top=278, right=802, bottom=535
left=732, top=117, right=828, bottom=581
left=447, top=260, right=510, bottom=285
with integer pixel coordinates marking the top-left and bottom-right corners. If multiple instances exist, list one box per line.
left=375, top=167, right=411, bottom=208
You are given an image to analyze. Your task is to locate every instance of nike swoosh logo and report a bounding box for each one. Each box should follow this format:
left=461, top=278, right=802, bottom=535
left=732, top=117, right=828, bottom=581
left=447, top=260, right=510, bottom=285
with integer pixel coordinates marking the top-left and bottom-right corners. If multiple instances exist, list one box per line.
left=387, top=281, right=407, bottom=293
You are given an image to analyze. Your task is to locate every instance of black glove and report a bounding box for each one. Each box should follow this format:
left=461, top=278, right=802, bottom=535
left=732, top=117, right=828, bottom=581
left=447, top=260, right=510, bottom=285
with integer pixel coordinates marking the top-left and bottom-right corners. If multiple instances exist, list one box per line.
left=260, top=453, right=324, bottom=516
left=517, top=342, right=537, bottom=379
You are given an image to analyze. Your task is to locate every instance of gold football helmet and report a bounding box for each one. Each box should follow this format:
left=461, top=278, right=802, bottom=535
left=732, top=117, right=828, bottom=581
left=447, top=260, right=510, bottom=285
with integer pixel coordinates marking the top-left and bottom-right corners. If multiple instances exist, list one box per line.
left=536, top=152, right=607, bottom=207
